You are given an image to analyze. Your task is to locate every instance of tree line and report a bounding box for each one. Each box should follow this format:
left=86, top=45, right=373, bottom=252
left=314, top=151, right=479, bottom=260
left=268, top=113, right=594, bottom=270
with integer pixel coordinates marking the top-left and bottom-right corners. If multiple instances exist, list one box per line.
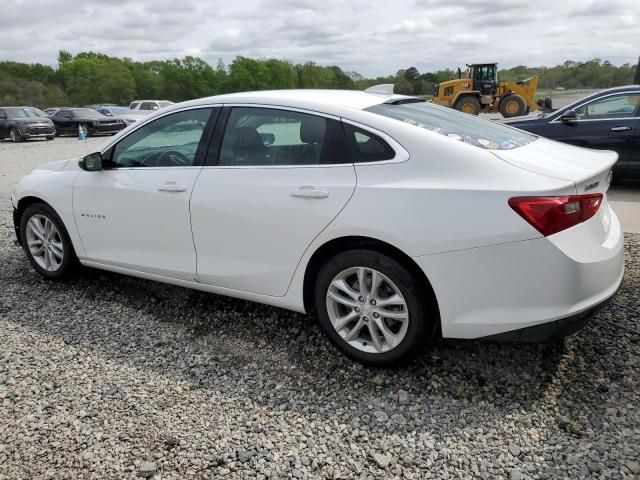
left=0, top=51, right=636, bottom=108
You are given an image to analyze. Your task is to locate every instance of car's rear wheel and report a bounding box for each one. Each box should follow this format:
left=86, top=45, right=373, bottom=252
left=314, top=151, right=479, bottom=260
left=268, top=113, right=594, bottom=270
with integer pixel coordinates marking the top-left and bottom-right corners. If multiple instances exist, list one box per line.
left=314, top=250, right=433, bottom=366
left=20, top=203, right=77, bottom=280
left=9, top=128, right=22, bottom=143
left=46, top=135, right=55, bottom=141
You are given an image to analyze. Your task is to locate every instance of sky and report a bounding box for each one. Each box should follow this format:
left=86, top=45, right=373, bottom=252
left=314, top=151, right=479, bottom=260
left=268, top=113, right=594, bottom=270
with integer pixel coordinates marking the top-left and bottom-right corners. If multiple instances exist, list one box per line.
left=1, top=0, right=639, bottom=77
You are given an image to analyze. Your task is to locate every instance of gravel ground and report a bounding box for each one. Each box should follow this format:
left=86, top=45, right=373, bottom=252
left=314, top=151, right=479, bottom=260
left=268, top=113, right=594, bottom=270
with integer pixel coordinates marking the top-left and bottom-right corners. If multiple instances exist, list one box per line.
left=1, top=138, right=639, bottom=480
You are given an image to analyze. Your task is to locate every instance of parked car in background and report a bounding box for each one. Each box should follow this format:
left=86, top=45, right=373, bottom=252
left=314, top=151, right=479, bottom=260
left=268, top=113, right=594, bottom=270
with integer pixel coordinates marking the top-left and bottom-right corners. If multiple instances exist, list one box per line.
left=503, top=85, right=640, bottom=178
left=44, top=108, right=60, bottom=116
left=49, top=108, right=126, bottom=137
left=95, top=106, right=146, bottom=126
left=0, top=106, right=55, bottom=142
left=11, top=88, right=623, bottom=365
left=129, top=100, right=174, bottom=112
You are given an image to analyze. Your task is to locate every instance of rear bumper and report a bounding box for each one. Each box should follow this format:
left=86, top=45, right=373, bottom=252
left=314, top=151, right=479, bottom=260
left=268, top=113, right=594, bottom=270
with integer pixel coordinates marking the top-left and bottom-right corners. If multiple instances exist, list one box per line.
left=414, top=207, right=624, bottom=340
left=481, top=301, right=607, bottom=342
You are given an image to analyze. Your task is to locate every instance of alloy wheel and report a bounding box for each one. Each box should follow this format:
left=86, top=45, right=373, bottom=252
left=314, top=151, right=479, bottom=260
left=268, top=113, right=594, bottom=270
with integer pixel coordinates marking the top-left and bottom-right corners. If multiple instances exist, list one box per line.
left=326, top=267, right=409, bottom=354
left=25, top=214, right=64, bottom=271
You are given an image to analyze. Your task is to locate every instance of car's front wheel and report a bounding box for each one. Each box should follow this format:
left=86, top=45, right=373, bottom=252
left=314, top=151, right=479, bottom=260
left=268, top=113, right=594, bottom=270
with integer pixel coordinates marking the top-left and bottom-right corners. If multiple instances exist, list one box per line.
left=314, top=250, right=434, bottom=366
left=9, top=128, right=22, bottom=143
left=20, top=203, right=77, bottom=280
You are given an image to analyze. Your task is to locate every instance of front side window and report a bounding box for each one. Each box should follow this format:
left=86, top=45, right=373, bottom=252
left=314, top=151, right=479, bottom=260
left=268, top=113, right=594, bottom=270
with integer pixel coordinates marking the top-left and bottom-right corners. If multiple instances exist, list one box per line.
left=575, top=94, right=640, bottom=120
left=366, top=102, right=536, bottom=150
left=111, top=108, right=211, bottom=168
left=218, top=107, right=346, bottom=166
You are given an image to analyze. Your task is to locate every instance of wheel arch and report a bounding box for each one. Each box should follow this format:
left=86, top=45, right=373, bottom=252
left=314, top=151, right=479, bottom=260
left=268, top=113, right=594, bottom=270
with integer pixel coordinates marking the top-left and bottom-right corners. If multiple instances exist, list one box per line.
left=302, top=235, right=440, bottom=327
left=14, top=196, right=62, bottom=244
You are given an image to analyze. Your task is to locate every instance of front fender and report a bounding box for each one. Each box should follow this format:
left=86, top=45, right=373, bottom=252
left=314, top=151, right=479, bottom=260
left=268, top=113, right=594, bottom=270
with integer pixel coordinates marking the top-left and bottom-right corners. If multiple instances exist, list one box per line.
left=13, top=170, right=85, bottom=257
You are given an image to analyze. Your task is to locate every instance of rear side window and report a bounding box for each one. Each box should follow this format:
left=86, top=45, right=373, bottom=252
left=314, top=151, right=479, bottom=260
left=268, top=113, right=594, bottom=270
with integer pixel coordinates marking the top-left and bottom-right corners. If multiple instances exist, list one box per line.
left=343, top=123, right=395, bottom=162
left=366, top=102, right=536, bottom=150
left=218, top=107, right=348, bottom=166
left=130, top=102, right=140, bottom=109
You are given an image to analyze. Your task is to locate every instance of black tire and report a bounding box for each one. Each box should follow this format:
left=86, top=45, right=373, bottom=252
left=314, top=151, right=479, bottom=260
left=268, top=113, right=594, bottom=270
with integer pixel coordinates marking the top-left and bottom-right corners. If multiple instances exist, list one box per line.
left=314, top=249, right=435, bottom=366
left=53, top=125, right=60, bottom=137
left=9, top=128, right=22, bottom=143
left=19, top=203, right=78, bottom=280
left=46, top=136, right=55, bottom=141
left=544, top=96, right=553, bottom=110
left=524, top=106, right=531, bottom=115
left=453, top=96, right=481, bottom=115
left=499, top=94, right=527, bottom=118
left=80, top=123, right=89, bottom=137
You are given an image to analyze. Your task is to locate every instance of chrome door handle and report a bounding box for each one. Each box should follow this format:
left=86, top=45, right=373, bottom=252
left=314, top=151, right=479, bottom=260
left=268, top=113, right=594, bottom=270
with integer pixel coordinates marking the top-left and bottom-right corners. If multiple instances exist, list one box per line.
left=157, top=182, right=188, bottom=192
left=610, top=126, right=631, bottom=132
left=290, top=186, right=329, bottom=199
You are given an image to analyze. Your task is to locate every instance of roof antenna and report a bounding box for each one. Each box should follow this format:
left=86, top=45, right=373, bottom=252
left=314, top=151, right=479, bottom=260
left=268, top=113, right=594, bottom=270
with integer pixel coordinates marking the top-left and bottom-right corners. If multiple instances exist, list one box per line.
left=364, top=84, right=395, bottom=95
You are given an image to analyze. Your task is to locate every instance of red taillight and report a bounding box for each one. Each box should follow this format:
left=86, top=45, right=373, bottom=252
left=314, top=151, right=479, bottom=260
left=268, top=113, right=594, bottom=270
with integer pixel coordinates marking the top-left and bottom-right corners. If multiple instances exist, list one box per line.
left=509, top=193, right=603, bottom=236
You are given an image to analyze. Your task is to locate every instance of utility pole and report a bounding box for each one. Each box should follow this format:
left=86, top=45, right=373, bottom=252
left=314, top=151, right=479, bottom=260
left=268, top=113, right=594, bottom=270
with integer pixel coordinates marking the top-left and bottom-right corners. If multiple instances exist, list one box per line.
left=634, top=55, right=640, bottom=84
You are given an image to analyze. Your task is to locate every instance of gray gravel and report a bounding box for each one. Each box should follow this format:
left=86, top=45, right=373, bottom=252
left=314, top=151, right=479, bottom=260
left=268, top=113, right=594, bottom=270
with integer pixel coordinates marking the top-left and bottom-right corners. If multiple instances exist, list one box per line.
left=1, top=138, right=639, bottom=479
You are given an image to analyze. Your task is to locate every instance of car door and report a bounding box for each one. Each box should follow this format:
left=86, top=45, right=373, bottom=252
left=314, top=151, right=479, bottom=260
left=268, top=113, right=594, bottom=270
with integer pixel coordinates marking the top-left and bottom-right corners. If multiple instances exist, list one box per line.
left=627, top=103, right=640, bottom=178
left=72, top=106, right=217, bottom=280
left=54, top=110, right=74, bottom=134
left=190, top=106, right=357, bottom=296
left=549, top=92, right=640, bottom=174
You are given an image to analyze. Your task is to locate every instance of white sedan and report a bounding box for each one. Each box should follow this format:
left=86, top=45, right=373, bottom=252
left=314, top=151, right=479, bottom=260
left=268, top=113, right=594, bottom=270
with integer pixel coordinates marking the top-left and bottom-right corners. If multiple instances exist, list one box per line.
left=11, top=87, right=624, bottom=365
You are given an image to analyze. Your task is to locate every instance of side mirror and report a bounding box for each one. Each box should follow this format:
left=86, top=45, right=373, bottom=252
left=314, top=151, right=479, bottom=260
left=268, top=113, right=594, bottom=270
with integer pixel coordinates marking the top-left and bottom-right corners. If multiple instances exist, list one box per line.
left=80, top=152, right=103, bottom=171
left=560, top=110, right=578, bottom=125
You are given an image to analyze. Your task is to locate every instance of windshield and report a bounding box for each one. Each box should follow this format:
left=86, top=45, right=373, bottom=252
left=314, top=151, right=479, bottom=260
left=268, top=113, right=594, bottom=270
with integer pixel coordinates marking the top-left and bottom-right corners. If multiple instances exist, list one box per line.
left=366, top=102, right=536, bottom=150
left=4, top=107, right=43, bottom=119
left=72, top=108, right=106, bottom=119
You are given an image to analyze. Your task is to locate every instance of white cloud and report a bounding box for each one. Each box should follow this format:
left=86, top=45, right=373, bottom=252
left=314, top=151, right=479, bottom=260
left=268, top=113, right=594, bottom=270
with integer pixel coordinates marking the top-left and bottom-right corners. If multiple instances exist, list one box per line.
left=448, top=33, right=489, bottom=47
left=0, top=0, right=638, bottom=77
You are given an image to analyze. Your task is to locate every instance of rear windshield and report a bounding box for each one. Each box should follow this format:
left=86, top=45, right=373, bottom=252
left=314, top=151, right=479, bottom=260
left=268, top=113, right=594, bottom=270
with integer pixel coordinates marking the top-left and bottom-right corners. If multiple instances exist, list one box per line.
left=366, top=102, right=536, bottom=150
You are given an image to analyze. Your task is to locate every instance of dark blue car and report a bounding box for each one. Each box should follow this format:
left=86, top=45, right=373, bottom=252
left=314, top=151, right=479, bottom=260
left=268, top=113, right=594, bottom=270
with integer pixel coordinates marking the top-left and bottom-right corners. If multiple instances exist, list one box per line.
left=503, top=86, right=640, bottom=179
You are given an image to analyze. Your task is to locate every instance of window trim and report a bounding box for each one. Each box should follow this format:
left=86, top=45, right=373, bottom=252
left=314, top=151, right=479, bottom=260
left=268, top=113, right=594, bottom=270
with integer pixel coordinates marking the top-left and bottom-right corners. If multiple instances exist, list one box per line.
left=99, top=106, right=221, bottom=170
left=549, top=91, right=640, bottom=124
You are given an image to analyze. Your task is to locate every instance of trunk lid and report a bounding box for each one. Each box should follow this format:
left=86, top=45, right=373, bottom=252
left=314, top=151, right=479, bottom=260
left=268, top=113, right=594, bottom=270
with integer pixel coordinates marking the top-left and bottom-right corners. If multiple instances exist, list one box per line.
left=493, top=137, right=617, bottom=242
left=492, top=137, right=616, bottom=195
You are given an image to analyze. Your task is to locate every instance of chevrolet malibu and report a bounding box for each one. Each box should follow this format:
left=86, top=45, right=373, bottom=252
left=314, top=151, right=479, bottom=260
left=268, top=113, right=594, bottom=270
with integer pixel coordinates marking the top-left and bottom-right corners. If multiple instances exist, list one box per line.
left=11, top=87, right=624, bottom=365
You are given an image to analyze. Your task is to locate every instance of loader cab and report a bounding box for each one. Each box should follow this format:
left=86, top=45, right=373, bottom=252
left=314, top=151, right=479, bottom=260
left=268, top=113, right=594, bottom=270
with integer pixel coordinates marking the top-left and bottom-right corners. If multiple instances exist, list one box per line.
left=469, top=63, right=498, bottom=96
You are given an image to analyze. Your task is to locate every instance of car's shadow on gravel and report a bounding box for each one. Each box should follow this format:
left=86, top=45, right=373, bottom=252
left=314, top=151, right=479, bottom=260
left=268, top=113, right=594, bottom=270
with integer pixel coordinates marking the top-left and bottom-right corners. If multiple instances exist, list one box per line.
left=2, top=241, right=638, bottom=438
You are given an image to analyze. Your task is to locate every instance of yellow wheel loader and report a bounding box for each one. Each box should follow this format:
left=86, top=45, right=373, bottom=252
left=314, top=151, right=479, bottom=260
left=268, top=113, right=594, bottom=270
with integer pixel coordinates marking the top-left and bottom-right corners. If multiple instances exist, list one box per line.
left=432, top=63, right=553, bottom=118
